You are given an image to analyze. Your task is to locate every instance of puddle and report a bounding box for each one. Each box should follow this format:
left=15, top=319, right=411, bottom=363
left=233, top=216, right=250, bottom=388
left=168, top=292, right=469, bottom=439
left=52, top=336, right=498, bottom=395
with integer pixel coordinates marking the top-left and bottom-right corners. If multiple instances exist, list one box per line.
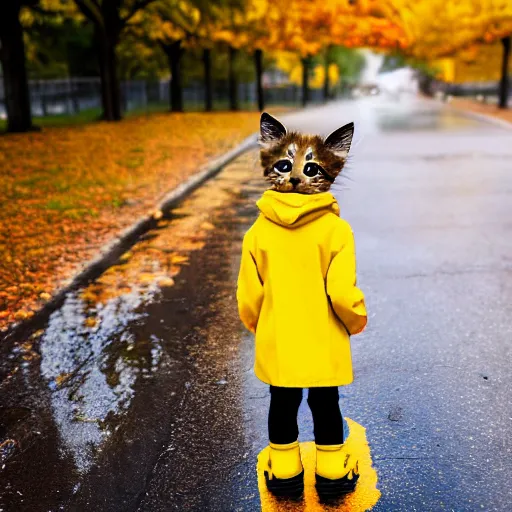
left=0, top=153, right=259, bottom=478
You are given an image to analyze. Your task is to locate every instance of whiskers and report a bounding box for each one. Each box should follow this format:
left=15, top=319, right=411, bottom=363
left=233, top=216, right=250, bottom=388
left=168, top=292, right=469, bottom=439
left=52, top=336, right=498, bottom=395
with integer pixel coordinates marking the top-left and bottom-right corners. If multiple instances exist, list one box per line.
left=332, top=155, right=356, bottom=193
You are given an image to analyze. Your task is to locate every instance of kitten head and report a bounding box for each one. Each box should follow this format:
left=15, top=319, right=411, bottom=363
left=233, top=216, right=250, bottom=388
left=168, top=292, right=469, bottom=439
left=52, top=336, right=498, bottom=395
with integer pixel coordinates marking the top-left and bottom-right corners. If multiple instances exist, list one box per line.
left=259, top=112, right=354, bottom=194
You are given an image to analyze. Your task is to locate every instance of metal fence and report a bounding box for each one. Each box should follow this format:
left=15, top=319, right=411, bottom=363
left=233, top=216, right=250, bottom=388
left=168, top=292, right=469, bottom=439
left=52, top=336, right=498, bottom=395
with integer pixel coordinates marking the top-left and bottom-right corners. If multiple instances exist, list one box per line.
left=0, top=77, right=327, bottom=120
left=424, top=78, right=508, bottom=101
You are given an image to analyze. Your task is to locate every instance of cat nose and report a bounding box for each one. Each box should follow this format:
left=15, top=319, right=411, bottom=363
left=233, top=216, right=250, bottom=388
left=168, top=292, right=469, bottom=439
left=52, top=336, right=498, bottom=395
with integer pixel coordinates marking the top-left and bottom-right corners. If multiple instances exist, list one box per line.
left=289, top=177, right=300, bottom=187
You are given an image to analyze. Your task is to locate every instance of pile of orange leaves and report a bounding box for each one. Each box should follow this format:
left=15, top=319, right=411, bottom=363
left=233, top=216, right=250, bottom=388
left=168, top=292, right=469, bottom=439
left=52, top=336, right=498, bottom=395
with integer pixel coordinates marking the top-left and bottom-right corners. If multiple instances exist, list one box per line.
left=0, top=111, right=261, bottom=332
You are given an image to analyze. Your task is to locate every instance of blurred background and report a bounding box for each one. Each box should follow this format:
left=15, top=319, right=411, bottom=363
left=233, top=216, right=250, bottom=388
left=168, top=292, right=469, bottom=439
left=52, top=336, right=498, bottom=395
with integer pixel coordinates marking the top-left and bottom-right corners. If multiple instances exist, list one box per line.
left=1, top=0, right=511, bottom=131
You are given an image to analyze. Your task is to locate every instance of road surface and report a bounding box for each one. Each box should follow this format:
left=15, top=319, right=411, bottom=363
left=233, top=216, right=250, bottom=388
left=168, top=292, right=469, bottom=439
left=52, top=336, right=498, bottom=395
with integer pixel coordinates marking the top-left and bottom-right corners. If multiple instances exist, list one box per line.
left=1, top=96, right=512, bottom=511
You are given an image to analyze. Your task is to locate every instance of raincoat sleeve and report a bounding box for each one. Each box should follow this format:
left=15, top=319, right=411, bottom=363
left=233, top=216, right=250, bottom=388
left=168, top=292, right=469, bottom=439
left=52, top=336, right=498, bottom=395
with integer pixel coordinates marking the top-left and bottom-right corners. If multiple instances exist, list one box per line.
left=237, top=230, right=264, bottom=334
left=326, top=226, right=367, bottom=336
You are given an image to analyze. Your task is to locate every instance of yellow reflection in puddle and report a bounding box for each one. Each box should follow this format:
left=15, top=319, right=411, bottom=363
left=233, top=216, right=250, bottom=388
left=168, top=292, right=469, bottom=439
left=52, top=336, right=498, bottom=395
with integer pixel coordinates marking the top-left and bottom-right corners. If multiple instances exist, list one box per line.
left=257, top=418, right=381, bottom=512
left=79, top=153, right=259, bottom=308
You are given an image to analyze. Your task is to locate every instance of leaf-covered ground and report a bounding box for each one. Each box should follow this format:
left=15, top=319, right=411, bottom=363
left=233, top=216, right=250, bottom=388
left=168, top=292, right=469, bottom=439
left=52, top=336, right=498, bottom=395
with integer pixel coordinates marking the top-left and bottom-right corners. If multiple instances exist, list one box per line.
left=450, top=97, right=512, bottom=124
left=0, top=111, right=261, bottom=332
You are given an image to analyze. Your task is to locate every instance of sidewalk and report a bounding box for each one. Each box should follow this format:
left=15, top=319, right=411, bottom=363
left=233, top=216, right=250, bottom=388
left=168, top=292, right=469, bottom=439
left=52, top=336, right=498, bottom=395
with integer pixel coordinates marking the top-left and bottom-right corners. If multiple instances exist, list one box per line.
left=0, top=111, right=260, bottom=333
left=449, top=97, right=512, bottom=126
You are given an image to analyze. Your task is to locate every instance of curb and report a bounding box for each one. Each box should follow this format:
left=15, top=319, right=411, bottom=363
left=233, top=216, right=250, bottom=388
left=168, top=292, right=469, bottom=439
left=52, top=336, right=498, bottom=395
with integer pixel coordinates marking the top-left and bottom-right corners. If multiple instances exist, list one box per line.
left=1, top=133, right=258, bottom=343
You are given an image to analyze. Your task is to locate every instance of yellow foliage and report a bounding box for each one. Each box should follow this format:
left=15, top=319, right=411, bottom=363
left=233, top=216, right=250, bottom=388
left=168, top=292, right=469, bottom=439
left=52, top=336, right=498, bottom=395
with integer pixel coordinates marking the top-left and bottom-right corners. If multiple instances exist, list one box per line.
left=212, top=0, right=408, bottom=55
left=448, top=41, right=511, bottom=82
left=399, top=0, right=512, bottom=59
left=289, top=64, right=303, bottom=86
left=141, top=0, right=202, bottom=46
left=282, top=60, right=340, bottom=89
left=23, top=0, right=512, bottom=67
left=272, top=51, right=302, bottom=77
left=309, top=64, right=340, bottom=88
left=271, top=50, right=341, bottom=88
left=21, top=0, right=82, bottom=26
left=435, top=58, right=456, bottom=82
left=329, top=62, right=341, bottom=85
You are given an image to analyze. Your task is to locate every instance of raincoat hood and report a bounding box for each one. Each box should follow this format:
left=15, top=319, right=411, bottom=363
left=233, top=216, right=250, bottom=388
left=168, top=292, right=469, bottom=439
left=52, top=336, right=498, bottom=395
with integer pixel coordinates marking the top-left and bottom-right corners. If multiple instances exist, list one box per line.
left=256, top=190, right=340, bottom=228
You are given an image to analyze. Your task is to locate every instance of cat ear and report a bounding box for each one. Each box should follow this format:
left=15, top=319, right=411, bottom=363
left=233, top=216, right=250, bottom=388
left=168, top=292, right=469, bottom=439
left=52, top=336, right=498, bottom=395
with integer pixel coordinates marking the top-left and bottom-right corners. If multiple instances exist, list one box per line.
left=260, top=112, right=287, bottom=146
left=324, top=122, right=354, bottom=158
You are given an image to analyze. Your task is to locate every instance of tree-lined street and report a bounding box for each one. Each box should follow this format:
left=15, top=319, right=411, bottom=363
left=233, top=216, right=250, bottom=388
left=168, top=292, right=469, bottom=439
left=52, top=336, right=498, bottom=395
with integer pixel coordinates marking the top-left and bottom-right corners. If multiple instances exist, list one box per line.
left=1, top=1, right=511, bottom=132
left=1, top=96, right=511, bottom=511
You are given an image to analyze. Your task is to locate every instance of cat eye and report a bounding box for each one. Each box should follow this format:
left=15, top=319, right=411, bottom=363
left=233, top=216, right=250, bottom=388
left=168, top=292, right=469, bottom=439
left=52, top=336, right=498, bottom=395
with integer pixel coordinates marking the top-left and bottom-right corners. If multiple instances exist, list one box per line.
left=303, top=162, right=324, bottom=178
left=273, top=159, right=292, bottom=173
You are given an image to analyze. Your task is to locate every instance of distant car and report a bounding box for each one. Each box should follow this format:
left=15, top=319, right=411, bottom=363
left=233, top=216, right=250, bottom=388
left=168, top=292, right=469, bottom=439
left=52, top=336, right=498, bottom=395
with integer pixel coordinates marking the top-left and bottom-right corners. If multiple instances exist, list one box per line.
left=352, top=84, right=380, bottom=97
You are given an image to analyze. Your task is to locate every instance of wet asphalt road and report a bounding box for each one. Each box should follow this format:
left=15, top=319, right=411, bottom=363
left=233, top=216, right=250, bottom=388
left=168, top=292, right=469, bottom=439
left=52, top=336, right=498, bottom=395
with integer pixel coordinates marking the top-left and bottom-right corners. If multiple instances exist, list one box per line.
left=1, top=95, right=512, bottom=511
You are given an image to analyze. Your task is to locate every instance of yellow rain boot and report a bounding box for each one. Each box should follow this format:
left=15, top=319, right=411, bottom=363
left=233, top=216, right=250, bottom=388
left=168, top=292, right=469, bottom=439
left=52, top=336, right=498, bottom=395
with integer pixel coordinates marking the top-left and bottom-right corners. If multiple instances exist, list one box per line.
left=264, top=441, right=304, bottom=498
left=315, top=443, right=359, bottom=499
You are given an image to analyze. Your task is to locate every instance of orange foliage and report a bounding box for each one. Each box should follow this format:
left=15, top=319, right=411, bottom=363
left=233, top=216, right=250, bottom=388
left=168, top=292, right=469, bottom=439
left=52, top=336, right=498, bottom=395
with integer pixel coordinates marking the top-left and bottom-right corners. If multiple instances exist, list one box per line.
left=447, top=41, right=511, bottom=83
left=0, top=111, right=261, bottom=332
left=208, top=0, right=408, bottom=57
left=397, top=0, right=512, bottom=60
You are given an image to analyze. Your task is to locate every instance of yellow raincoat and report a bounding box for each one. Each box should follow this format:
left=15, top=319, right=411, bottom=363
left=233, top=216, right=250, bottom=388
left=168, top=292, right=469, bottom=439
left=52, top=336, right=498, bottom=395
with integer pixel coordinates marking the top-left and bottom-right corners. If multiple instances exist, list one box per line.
left=237, top=190, right=367, bottom=388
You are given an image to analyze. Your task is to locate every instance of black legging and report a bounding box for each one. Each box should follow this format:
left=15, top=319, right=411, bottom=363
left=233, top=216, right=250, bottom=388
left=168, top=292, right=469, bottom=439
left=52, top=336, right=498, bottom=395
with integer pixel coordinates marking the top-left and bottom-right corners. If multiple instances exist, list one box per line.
left=268, top=386, right=344, bottom=445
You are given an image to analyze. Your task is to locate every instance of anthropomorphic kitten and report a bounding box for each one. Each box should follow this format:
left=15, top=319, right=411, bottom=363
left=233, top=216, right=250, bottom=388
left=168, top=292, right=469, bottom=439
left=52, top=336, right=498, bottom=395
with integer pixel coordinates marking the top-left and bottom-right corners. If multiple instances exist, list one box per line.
left=259, top=111, right=354, bottom=194
left=237, top=112, right=367, bottom=499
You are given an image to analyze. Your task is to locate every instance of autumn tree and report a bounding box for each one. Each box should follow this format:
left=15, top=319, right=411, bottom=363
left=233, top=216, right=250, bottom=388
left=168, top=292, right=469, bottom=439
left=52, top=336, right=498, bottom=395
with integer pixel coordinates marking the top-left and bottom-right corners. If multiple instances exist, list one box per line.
left=266, top=0, right=324, bottom=106
left=393, top=0, right=512, bottom=108
left=239, top=0, right=279, bottom=112
left=135, top=1, right=241, bottom=112
left=321, top=1, right=408, bottom=102
left=195, top=0, right=248, bottom=112
left=328, top=45, right=365, bottom=96
left=437, top=41, right=509, bottom=83
left=209, top=7, right=244, bottom=111
left=264, top=0, right=408, bottom=106
left=0, top=0, right=39, bottom=132
left=141, top=2, right=200, bottom=112
left=72, top=0, right=160, bottom=121
left=208, top=0, right=267, bottom=110
left=1, top=0, right=89, bottom=131
left=23, top=6, right=97, bottom=79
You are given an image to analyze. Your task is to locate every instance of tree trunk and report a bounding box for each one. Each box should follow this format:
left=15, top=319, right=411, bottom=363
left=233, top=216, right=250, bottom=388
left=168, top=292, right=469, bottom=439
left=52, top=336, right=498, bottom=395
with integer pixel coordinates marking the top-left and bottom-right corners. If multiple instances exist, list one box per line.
left=228, top=46, right=239, bottom=111
left=301, top=57, right=310, bottom=107
left=254, top=48, right=264, bottom=111
left=0, top=1, right=35, bottom=132
left=499, top=36, right=511, bottom=109
left=95, top=25, right=122, bottom=121
left=323, top=49, right=330, bottom=102
left=164, top=40, right=184, bottom=113
left=203, top=48, right=213, bottom=112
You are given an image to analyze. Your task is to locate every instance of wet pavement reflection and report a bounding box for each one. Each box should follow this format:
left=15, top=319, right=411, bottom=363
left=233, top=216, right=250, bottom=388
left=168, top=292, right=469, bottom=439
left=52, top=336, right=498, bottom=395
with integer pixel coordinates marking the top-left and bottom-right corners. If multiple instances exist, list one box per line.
left=0, top=153, right=262, bottom=510
left=1, top=96, right=512, bottom=511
